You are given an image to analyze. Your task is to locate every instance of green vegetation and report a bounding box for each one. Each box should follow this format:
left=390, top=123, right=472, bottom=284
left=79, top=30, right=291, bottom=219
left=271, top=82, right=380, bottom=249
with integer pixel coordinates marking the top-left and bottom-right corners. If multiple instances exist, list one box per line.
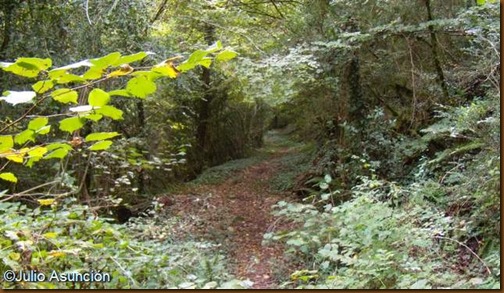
left=0, top=0, right=500, bottom=289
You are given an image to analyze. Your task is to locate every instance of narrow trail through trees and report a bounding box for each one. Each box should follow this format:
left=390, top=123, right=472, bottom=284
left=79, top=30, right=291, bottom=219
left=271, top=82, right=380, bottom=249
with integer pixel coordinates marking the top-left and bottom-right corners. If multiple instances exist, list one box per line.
left=168, top=130, right=301, bottom=289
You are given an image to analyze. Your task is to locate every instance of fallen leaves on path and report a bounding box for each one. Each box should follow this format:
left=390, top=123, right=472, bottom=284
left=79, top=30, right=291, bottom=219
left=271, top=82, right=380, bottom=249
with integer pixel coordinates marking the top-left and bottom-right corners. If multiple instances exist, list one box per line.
left=164, top=145, right=299, bottom=289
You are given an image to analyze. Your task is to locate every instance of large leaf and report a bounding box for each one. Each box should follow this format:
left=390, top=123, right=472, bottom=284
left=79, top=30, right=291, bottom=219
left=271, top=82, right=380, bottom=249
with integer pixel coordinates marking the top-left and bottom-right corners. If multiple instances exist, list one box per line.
left=90, top=52, right=121, bottom=69
left=152, top=61, right=179, bottom=78
left=28, top=117, right=48, bottom=131
left=0, top=172, right=17, bottom=183
left=95, top=105, right=123, bottom=120
left=55, top=73, right=86, bottom=84
left=0, top=91, right=36, bottom=105
left=108, top=89, right=132, bottom=97
left=83, top=67, right=105, bottom=80
left=88, top=89, right=110, bottom=106
left=26, top=146, right=48, bottom=167
left=107, top=64, right=134, bottom=78
left=88, top=140, right=113, bottom=151
left=85, top=132, right=120, bottom=142
left=126, top=76, right=156, bottom=98
left=3, top=57, right=51, bottom=78
left=59, top=117, right=85, bottom=133
left=14, top=129, right=35, bottom=145
left=44, top=143, right=73, bottom=160
left=0, top=135, right=13, bottom=152
left=2, top=148, right=28, bottom=163
left=32, top=80, right=56, bottom=94
left=215, top=49, right=238, bottom=62
left=111, top=52, right=150, bottom=67
left=51, top=88, right=78, bottom=104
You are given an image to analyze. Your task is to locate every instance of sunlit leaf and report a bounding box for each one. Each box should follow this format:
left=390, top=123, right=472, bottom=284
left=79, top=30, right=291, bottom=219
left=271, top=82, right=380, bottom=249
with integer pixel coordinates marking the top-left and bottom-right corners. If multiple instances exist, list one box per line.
left=107, top=64, right=134, bottom=78
left=111, top=51, right=150, bottom=67
left=3, top=57, right=51, bottom=78
left=83, top=67, right=105, bottom=79
left=28, top=146, right=48, bottom=158
left=0, top=91, right=36, bottom=105
left=29, top=117, right=49, bottom=135
left=55, top=73, right=86, bottom=84
left=0, top=135, right=14, bottom=152
left=59, top=117, right=85, bottom=133
left=85, top=132, right=120, bottom=142
left=88, top=88, right=110, bottom=106
left=95, top=105, right=123, bottom=120
left=198, top=58, right=212, bottom=68
left=215, top=49, right=238, bottom=62
left=153, top=61, right=179, bottom=78
left=2, top=148, right=28, bottom=163
left=51, top=88, right=78, bottom=104
left=0, top=172, right=17, bottom=183
left=126, top=76, right=156, bottom=98
left=32, top=80, right=56, bottom=94
left=44, top=143, right=72, bottom=160
left=37, top=125, right=51, bottom=135
left=108, top=89, right=132, bottom=97
left=14, top=129, right=35, bottom=145
left=37, top=198, right=55, bottom=206
left=90, top=52, right=121, bottom=69
left=88, top=140, right=113, bottom=151
left=83, top=114, right=103, bottom=121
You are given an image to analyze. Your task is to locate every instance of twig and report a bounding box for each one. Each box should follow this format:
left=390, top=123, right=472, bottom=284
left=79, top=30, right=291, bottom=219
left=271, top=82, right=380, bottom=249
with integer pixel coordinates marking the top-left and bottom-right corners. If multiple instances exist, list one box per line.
left=435, top=235, right=492, bottom=275
left=85, top=0, right=92, bottom=25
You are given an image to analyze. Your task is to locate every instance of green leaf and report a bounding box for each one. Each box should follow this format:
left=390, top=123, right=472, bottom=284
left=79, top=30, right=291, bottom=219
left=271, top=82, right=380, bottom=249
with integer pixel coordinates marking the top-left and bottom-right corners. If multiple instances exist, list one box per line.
left=28, top=117, right=48, bottom=131
left=111, top=52, right=149, bottom=67
left=85, top=132, right=120, bottom=142
left=3, top=57, right=51, bottom=78
left=198, top=58, right=212, bottom=68
left=82, top=67, right=104, bottom=79
left=215, top=49, right=238, bottom=62
left=43, top=148, right=69, bottom=160
left=37, top=125, right=51, bottom=135
left=1, top=91, right=36, bottom=105
left=88, top=89, right=110, bottom=106
left=32, top=80, right=56, bottom=94
left=176, top=50, right=210, bottom=72
left=55, top=73, right=86, bottom=84
left=14, top=129, right=35, bottom=145
left=51, top=88, right=78, bottom=104
left=96, top=105, right=123, bottom=120
left=187, top=50, right=209, bottom=64
left=90, top=52, right=121, bottom=69
left=83, top=114, right=103, bottom=122
left=0, top=172, right=17, bottom=183
left=88, top=140, right=113, bottom=151
left=152, top=63, right=179, bottom=78
left=59, top=117, right=85, bottom=133
left=43, top=142, right=72, bottom=160
left=0, top=135, right=14, bottom=151
left=126, top=76, right=156, bottom=98
left=108, top=89, right=132, bottom=97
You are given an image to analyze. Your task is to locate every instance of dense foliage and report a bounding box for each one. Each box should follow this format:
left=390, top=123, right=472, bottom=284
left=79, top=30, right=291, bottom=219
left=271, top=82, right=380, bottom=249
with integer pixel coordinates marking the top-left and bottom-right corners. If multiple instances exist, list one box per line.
left=0, top=0, right=500, bottom=289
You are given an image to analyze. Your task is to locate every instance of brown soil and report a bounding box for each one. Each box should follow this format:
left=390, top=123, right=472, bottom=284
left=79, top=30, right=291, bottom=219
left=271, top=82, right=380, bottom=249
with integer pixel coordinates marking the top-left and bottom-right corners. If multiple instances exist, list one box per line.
left=165, top=145, right=298, bottom=289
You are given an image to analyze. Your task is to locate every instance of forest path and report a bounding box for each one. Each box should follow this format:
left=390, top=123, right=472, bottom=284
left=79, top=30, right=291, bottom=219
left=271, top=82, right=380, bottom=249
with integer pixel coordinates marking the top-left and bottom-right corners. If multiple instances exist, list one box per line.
left=169, top=129, right=302, bottom=289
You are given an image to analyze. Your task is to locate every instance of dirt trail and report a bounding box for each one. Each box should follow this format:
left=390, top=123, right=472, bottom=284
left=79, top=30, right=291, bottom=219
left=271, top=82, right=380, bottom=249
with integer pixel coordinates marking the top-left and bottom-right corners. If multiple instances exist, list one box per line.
left=168, top=131, right=299, bottom=289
